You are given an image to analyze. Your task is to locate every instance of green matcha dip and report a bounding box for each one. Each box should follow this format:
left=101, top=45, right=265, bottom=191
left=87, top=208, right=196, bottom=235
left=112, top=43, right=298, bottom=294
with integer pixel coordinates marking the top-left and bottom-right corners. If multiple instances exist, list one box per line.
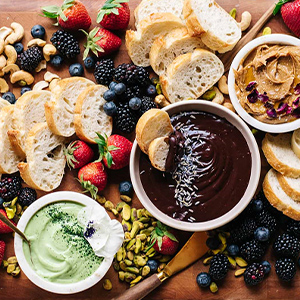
left=23, top=201, right=103, bottom=284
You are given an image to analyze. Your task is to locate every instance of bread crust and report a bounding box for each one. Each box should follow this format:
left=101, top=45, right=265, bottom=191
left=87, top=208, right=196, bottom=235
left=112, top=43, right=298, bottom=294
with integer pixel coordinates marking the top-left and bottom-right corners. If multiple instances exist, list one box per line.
left=148, top=136, right=169, bottom=171
left=277, top=172, right=300, bottom=202
left=7, top=130, right=26, bottom=159
left=183, top=0, right=205, bottom=37
left=18, top=162, right=44, bottom=191
left=292, top=129, right=300, bottom=159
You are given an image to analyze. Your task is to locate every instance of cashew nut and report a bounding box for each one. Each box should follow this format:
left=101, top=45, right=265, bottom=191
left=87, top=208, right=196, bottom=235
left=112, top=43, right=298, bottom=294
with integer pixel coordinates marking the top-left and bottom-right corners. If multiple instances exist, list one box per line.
left=218, top=75, right=229, bottom=95
left=2, top=64, right=20, bottom=75
left=49, top=78, right=60, bottom=91
left=212, top=87, right=224, bottom=105
left=0, top=38, right=4, bottom=55
left=223, top=102, right=235, bottom=113
left=0, top=70, right=4, bottom=77
left=5, top=22, right=24, bottom=45
left=27, top=38, right=46, bottom=48
left=238, top=11, right=252, bottom=31
left=33, top=80, right=49, bottom=91
left=0, top=78, right=9, bottom=93
left=44, top=71, right=60, bottom=83
left=0, top=27, right=12, bottom=41
left=35, top=60, right=47, bottom=73
left=10, top=70, right=34, bottom=85
left=43, top=44, right=57, bottom=61
left=4, top=45, right=17, bottom=65
left=154, top=94, right=169, bottom=107
left=0, top=55, right=6, bottom=69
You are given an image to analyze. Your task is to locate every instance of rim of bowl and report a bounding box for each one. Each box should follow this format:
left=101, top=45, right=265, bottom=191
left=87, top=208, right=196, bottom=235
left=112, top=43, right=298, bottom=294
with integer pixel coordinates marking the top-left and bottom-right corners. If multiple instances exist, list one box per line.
left=130, top=100, right=261, bottom=232
left=14, top=191, right=114, bottom=294
left=228, top=34, right=300, bottom=133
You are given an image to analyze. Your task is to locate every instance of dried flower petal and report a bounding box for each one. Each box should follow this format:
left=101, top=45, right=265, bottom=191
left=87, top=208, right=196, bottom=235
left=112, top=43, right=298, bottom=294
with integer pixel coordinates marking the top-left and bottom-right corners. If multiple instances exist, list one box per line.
left=246, top=81, right=257, bottom=92
left=295, top=84, right=300, bottom=95
left=264, top=102, right=274, bottom=110
left=257, top=92, right=269, bottom=102
left=287, top=106, right=293, bottom=114
left=266, top=108, right=277, bottom=118
left=277, top=102, right=288, bottom=114
left=247, top=89, right=258, bottom=103
left=293, top=97, right=300, bottom=108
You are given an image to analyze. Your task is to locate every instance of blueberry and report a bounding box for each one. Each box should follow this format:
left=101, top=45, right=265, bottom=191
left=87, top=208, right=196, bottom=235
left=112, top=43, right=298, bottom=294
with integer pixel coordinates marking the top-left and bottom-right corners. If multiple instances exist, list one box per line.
left=103, top=90, right=116, bottom=102
left=103, top=101, right=117, bottom=116
left=254, top=227, right=270, bottom=242
left=20, top=86, right=31, bottom=95
left=147, top=259, right=159, bottom=273
left=262, top=260, right=271, bottom=274
left=196, top=272, right=211, bottom=288
left=84, top=56, right=96, bottom=69
left=114, top=83, right=126, bottom=95
left=69, top=63, right=84, bottom=77
left=227, top=244, right=239, bottom=256
left=13, top=42, right=23, bottom=54
left=119, top=181, right=133, bottom=196
left=146, top=84, right=156, bottom=96
left=252, top=199, right=263, bottom=212
left=50, top=55, right=64, bottom=67
left=31, top=25, right=46, bottom=39
left=206, top=237, right=220, bottom=250
left=129, top=97, right=142, bottom=110
left=109, top=81, right=117, bottom=90
left=2, top=92, right=16, bottom=104
left=0, top=196, right=4, bottom=208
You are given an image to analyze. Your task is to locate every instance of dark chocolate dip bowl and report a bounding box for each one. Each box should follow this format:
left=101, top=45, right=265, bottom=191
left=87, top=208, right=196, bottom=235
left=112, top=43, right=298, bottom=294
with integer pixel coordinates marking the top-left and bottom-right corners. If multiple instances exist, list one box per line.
left=130, top=101, right=261, bottom=232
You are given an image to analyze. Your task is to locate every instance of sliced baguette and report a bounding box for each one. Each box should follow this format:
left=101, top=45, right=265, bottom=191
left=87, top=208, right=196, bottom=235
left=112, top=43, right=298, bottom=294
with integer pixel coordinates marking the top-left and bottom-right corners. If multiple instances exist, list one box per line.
left=160, top=48, right=224, bottom=103
left=262, top=133, right=300, bottom=178
left=74, top=85, right=113, bottom=144
left=0, top=98, right=10, bottom=110
left=0, top=106, right=23, bottom=174
left=150, top=27, right=211, bottom=76
left=45, top=77, right=95, bottom=137
left=7, top=91, right=52, bottom=158
left=277, top=172, right=300, bottom=202
left=292, top=129, right=300, bottom=159
left=136, top=109, right=173, bottom=154
left=134, top=0, right=184, bottom=27
left=263, top=169, right=300, bottom=221
left=18, top=122, right=66, bottom=191
left=183, top=0, right=241, bottom=53
left=148, top=136, right=170, bottom=171
left=126, top=13, right=185, bottom=67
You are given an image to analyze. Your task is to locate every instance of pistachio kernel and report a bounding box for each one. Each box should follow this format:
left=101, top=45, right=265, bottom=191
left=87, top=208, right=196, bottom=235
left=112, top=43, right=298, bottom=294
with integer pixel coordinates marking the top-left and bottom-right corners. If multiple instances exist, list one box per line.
left=103, top=279, right=112, bottom=291
left=210, top=282, right=218, bottom=293
left=235, top=268, right=246, bottom=277
left=130, top=275, right=142, bottom=285
left=11, top=266, right=20, bottom=277
left=229, top=8, right=237, bottom=19
left=7, top=256, right=17, bottom=264
left=104, top=200, right=114, bottom=211
left=235, top=257, right=248, bottom=267
left=203, top=256, right=213, bottom=265
left=118, top=271, right=125, bottom=281
left=202, top=90, right=216, bottom=101
left=7, top=264, right=16, bottom=274
left=120, top=195, right=132, bottom=203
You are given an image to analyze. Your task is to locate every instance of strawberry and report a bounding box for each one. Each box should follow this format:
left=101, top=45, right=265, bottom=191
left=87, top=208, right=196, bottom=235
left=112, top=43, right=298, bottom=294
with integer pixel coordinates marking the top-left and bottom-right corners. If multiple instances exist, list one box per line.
left=0, top=241, right=5, bottom=266
left=274, top=0, right=300, bottom=36
left=95, top=133, right=132, bottom=170
left=78, top=162, right=108, bottom=199
left=0, top=209, right=13, bottom=234
left=65, top=140, right=94, bottom=169
left=97, top=0, right=130, bottom=30
left=82, top=27, right=122, bottom=60
left=150, top=221, right=179, bottom=255
left=42, top=0, right=91, bottom=31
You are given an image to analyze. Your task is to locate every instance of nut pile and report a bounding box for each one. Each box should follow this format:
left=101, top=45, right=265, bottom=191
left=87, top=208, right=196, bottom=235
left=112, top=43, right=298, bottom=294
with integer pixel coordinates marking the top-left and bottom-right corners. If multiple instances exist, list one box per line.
left=2, top=256, right=20, bottom=277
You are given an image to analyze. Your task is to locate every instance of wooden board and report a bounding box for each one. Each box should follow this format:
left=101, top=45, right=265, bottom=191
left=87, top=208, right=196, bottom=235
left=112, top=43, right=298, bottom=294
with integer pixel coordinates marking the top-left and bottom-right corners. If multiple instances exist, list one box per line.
left=0, top=0, right=297, bottom=299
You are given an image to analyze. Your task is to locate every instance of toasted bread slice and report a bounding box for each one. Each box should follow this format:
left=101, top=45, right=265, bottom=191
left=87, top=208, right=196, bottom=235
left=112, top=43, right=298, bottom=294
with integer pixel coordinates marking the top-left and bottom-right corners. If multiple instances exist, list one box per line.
left=150, top=28, right=211, bottom=76
left=7, top=91, right=52, bottom=159
left=18, top=123, right=66, bottom=191
left=148, top=136, right=170, bottom=171
left=262, top=133, right=300, bottom=178
left=183, top=0, right=241, bottom=53
left=263, top=169, right=300, bottom=221
left=45, top=77, right=94, bottom=137
left=74, top=85, right=113, bottom=144
left=0, top=98, right=10, bottom=110
left=136, top=109, right=173, bottom=154
left=160, top=49, right=224, bottom=103
left=292, top=129, right=300, bottom=159
left=277, top=172, right=300, bottom=202
left=126, top=13, right=185, bottom=67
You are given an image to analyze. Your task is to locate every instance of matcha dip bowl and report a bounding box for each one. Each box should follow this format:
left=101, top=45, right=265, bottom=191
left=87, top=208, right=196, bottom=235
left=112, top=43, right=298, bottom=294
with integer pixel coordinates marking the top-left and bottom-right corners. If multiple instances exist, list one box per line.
left=14, top=191, right=123, bottom=294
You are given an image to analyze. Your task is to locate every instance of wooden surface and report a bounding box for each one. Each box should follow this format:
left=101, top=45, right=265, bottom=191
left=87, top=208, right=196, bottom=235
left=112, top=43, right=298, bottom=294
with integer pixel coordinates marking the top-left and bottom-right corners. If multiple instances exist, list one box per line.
left=0, top=0, right=297, bottom=299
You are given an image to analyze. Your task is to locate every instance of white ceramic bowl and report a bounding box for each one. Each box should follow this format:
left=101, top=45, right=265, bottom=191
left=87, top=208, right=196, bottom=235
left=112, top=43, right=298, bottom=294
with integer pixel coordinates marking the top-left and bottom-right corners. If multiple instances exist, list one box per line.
left=130, top=100, right=261, bottom=232
left=14, top=191, right=114, bottom=294
left=228, top=34, right=300, bottom=133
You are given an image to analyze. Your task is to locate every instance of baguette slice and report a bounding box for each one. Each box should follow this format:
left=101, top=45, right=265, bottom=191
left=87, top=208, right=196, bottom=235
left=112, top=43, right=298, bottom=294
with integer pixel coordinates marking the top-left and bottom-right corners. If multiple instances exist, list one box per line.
left=134, top=0, right=184, bottom=27
left=183, top=0, right=241, bottom=53
left=160, top=49, right=224, bottom=103
left=277, top=172, right=300, bottom=202
left=136, top=109, right=173, bottom=154
left=0, top=98, right=10, bottom=110
left=292, top=129, right=300, bottom=159
left=18, top=123, right=66, bottom=191
left=150, top=27, right=211, bottom=76
left=0, top=105, right=23, bottom=174
left=148, top=136, right=170, bottom=171
left=8, top=91, right=52, bottom=158
left=74, top=85, right=113, bottom=144
left=126, top=13, right=185, bottom=67
left=45, top=77, right=95, bottom=137
left=263, top=169, right=300, bottom=221
left=262, top=133, right=300, bottom=178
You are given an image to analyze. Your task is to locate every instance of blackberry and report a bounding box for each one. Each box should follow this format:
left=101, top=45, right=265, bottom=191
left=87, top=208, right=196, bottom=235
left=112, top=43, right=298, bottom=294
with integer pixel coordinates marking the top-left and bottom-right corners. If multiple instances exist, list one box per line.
left=0, top=176, right=22, bottom=201
left=19, top=46, right=43, bottom=72
left=114, top=102, right=137, bottom=133
left=94, top=59, right=115, bottom=86
left=275, top=258, right=296, bottom=281
left=124, top=85, right=142, bottom=101
left=18, top=188, right=37, bottom=207
left=286, top=219, right=300, bottom=238
left=273, top=233, right=300, bottom=259
left=50, top=30, right=80, bottom=59
left=229, top=218, right=257, bottom=245
left=240, top=239, right=265, bottom=262
left=255, top=209, right=278, bottom=235
left=114, top=63, right=150, bottom=86
left=208, top=253, right=229, bottom=281
left=138, top=96, right=157, bottom=116
left=244, top=263, right=265, bottom=286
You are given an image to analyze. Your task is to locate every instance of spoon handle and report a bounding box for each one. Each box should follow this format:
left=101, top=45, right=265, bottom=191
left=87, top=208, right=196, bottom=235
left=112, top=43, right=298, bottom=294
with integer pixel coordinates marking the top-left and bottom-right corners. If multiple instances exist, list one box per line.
left=0, top=212, right=30, bottom=244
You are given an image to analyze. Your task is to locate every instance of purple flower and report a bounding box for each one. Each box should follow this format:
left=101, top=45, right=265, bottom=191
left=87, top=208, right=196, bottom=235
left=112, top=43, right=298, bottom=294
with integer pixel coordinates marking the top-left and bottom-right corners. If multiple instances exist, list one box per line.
left=246, top=81, right=257, bottom=92
left=295, top=83, right=300, bottom=95
left=266, top=108, right=277, bottom=118
left=84, top=221, right=95, bottom=238
left=277, top=102, right=288, bottom=114
left=293, top=97, right=300, bottom=108
left=264, top=102, right=274, bottom=110
left=257, top=92, right=269, bottom=103
left=247, top=89, right=258, bottom=103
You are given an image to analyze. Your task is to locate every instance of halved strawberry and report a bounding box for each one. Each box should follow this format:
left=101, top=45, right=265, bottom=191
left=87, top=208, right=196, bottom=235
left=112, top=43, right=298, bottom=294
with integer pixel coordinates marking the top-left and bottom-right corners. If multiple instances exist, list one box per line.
left=0, top=241, right=5, bottom=266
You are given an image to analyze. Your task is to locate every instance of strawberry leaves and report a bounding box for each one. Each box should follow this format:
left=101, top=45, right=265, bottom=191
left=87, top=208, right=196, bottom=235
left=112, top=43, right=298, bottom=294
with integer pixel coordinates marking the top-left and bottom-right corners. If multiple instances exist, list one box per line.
left=81, top=28, right=104, bottom=60
left=273, top=0, right=292, bottom=15
left=79, top=174, right=98, bottom=200
left=64, top=141, right=79, bottom=169
left=97, top=0, right=129, bottom=23
left=41, top=0, right=75, bottom=23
